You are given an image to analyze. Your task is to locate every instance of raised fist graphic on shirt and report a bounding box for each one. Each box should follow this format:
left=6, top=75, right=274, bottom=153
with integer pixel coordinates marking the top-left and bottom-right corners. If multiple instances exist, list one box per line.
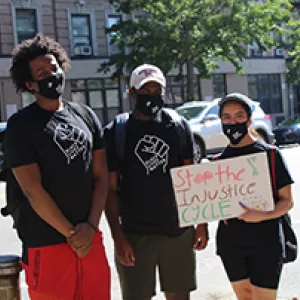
left=53, top=122, right=88, bottom=164
left=134, top=135, right=170, bottom=175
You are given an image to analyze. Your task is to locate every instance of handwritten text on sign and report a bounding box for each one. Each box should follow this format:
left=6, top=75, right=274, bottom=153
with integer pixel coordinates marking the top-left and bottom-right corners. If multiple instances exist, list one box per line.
left=170, top=152, right=274, bottom=227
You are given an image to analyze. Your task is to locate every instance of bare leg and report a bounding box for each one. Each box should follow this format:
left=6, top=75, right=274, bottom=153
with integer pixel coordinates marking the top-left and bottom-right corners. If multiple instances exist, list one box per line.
left=252, top=285, right=277, bottom=300
left=231, top=278, right=252, bottom=300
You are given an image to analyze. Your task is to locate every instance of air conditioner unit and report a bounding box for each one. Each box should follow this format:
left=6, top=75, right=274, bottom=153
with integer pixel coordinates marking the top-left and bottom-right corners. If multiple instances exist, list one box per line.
left=274, top=48, right=285, bottom=57
left=74, top=45, right=92, bottom=56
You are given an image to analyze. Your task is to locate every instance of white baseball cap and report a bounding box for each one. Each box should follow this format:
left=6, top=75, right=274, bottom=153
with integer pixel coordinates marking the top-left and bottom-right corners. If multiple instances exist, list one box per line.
left=129, top=64, right=166, bottom=89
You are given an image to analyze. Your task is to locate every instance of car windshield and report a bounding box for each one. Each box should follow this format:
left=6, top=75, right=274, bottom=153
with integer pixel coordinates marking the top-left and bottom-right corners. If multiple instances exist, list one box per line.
left=279, top=117, right=300, bottom=126
left=176, top=105, right=207, bottom=120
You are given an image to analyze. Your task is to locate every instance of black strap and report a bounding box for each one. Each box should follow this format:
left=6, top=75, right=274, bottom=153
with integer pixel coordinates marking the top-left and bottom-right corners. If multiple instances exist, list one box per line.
left=114, top=108, right=186, bottom=163
left=114, top=112, right=130, bottom=162
left=162, top=108, right=186, bottom=151
left=270, top=146, right=276, bottom=194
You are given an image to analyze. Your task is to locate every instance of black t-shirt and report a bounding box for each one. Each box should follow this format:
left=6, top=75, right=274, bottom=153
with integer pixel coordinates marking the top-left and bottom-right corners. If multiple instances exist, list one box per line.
left=5, top=100, right=104, bottom=249
left=104, top=111, right=195, bottom=236
left=216, top=140, right=294, bottom=255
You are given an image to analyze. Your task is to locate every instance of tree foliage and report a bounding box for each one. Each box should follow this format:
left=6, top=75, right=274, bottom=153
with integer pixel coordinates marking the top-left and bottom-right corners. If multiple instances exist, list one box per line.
left=286, top=7, right=300, bottom=84
left=100, top=0, right=293, bottom=99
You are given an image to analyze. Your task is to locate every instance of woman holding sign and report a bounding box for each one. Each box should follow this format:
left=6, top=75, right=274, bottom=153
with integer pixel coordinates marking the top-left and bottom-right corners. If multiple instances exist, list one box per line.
left=216, top=93, right=294, bottom=300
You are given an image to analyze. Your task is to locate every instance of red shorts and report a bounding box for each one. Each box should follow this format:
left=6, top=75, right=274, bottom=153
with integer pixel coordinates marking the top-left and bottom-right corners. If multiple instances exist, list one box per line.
left=22, top=231, right=110, bottom=300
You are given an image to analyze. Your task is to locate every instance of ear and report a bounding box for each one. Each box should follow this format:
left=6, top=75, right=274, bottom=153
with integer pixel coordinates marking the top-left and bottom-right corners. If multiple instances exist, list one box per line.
left=128, top=88, right=136, bottom=103
left=25, top=81, right=36, bottom=93
left=248, top=119, right=253, bottom=127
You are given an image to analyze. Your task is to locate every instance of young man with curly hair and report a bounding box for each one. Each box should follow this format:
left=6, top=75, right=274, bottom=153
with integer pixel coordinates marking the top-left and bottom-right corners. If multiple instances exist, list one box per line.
left=6, top=34, right=110, bottom=299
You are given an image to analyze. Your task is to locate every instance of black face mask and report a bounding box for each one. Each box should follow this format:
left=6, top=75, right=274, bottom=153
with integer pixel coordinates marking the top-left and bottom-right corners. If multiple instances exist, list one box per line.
left=35, top=72, right=65, bottom=99
left=135, top=94, right=164, bottom=117
left=222, top=122, right=248, bottom=145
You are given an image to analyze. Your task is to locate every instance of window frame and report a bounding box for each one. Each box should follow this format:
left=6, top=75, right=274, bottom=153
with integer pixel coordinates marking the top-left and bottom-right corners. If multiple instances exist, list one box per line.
left=12, top=3, right=42, bottom=46
left=106, top=14, right=122, bottom=56
left=70, top=78, right=122, bottom=125
left=68, top=7, right=97, bottom=57
left=212, top=74, right=227, bottom=98
left=248, top=74, right=282, bottom=114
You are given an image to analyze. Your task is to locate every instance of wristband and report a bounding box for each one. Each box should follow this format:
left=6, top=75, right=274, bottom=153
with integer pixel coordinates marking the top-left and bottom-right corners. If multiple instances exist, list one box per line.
left=87, top=221, right=98, bottom=233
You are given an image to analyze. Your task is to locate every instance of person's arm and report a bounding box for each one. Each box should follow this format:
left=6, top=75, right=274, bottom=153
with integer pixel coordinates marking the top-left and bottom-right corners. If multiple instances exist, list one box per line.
left=182, top=119, right=208, bottom=250
left=5, top=115, right=74, bottom=237
left=238, top=185, right=293, bottom=222
left=103, top=120, right=135, bottom=266
left=12, top=163, right=74, bottom=237
left=238, top=147, right=294, bottom=223
left=264, top=185, right=293, bottom=219
left=88, top=148, right=108, bottom=229
left=68, top=149, right=109, bottom=256
left=105, top=171, right=135, bottom=266
left=106, top=171, right=122, bottom=239
left=68, top=108, right=108, bottom=255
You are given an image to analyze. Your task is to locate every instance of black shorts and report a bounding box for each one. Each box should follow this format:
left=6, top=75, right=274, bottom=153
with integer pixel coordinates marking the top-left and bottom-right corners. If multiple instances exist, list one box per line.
left=219, top=250, right=283, bottom=289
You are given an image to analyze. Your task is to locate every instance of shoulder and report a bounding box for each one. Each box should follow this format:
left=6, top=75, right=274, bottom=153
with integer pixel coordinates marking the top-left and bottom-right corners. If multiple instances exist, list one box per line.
left=162, top=108, right=190, bottom=131
left=255, top=140, right=280, bottom=155
left=67, top=101, right=94, bottom=117
left=162, top=108, right=185, bottom=123
left=104, top=112, right=130, bottom=136
left=7, top=105, right=35, bottom=129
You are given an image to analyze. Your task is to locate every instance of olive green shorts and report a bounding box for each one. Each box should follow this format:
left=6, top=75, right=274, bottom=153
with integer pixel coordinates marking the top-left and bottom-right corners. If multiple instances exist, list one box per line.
left=116, top=227, right=196, bottom=300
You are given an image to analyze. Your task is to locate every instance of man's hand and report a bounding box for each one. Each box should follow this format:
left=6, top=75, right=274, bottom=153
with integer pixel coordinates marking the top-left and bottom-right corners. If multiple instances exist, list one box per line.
left=115, top=233, right=136, bottom=266
left=67, top=223, right=95, bottom=254
left=237, top=203, right=267, bottom=223
left=193, top=224, right=209, bottom=250
left=74, top=242, right=93, bottom=258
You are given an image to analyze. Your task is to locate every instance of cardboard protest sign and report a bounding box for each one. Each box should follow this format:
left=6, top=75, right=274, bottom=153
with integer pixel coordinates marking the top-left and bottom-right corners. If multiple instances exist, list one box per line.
left=170, top=152, right=274, bottom=227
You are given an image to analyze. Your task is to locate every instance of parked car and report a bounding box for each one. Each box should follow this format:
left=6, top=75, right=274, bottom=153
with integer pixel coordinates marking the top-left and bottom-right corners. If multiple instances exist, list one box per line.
left=273, top=117, right=300, bottom=145
left=175, top=98, right=274, bottom=157
left=0, top=122, right=6, bottom=133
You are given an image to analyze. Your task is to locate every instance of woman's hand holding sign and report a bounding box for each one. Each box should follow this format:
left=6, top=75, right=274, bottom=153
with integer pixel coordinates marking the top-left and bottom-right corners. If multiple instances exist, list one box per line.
left=237, top=202, right=268, bottom=223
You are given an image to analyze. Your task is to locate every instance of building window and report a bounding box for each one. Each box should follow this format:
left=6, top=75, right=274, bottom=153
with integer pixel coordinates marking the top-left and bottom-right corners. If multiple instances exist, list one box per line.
left=71, top=78, right=121, bottom=125
left=71, top=14, right=93, bottom=57
left=15, top=9, right=37, bottom=43
left=248, top=74, right=282, bottom=114
left=212, top=74, right=227, bottom=98
left=107, top=15, right=122, bottom=55
left=165, top=76, right=201, bottom=108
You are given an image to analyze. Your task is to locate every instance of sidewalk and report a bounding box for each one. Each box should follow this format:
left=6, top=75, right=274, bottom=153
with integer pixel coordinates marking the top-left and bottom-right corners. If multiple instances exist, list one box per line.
left=18, top=219, right=299, bottom=299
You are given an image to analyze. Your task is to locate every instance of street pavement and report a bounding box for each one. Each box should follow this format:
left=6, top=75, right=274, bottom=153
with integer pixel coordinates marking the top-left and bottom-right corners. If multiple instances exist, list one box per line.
left=0, top=146, right=299, bottom=299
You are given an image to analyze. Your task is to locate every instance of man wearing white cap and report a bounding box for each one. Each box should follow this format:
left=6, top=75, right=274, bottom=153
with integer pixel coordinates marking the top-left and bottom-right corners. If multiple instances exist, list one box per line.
left=104, top=64, right=208, bottom=300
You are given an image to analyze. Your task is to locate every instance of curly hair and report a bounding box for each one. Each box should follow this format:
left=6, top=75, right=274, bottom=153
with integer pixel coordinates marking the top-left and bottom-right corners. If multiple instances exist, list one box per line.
left=10, top=34, right=70, bottom=93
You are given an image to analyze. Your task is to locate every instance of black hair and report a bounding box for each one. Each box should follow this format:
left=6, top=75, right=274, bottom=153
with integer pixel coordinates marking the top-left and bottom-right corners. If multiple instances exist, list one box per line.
left=10, top=34, right=70, bottom=93
left=219, top=99, right=252, bottom=120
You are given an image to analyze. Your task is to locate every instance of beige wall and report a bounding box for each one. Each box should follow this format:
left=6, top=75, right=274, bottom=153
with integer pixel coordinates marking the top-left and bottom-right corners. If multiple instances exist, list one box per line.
left=0, top=0, right=110, bottom=57
left=226, top=74, right=248, bottom=95
left=0, top=78, right=21, bottom=120
left=0, top=1, right=14, bottom=54
left=66, top=59, right=114, bottom=79
left=0, top=0, right=291, bottom=123
left=217, top=58, right=286, bottom=74
left=200, top=79, right=213, bottom=101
